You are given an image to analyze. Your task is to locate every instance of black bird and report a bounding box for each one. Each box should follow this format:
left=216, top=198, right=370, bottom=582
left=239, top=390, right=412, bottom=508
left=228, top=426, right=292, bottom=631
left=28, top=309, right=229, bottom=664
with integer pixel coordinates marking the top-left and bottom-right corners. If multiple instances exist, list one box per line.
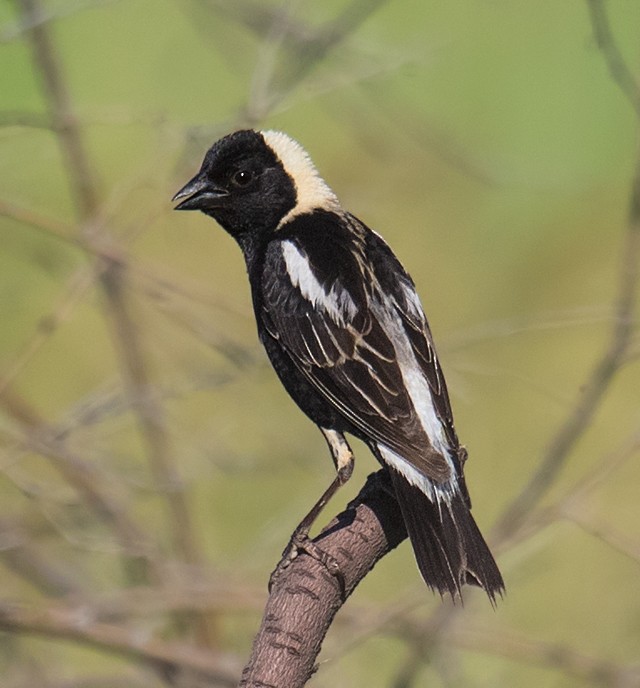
left=173, top=129, right=504, bottom=602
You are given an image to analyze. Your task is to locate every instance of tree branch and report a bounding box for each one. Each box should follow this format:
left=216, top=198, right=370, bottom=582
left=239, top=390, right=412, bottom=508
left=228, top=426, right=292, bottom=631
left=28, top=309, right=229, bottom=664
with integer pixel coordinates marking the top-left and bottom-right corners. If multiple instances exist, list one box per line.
left=15, top=0, right=217, bottom=646
left=585, top=0, right=640, bottom=117
left=239, top=471, right=407, bottom=688
left=0, top=600, right=239, bottom=686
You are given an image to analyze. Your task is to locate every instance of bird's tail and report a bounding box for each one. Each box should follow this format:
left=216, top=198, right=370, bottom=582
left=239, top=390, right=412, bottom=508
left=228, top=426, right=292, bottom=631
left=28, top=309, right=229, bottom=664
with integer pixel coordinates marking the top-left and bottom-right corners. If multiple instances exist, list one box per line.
left=389, top=470, right=504, bottom=604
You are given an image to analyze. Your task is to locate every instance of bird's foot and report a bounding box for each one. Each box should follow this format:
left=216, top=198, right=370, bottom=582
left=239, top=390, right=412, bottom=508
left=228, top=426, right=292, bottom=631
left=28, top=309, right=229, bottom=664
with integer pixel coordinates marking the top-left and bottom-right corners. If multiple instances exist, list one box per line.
left=268, top=531, right=345, bottom=596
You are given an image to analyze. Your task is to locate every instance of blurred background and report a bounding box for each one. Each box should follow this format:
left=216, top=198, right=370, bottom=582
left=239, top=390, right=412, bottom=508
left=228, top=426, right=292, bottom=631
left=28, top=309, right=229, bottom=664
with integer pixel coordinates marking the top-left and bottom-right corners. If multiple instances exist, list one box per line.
left=1, top=1, right=639, bottom=686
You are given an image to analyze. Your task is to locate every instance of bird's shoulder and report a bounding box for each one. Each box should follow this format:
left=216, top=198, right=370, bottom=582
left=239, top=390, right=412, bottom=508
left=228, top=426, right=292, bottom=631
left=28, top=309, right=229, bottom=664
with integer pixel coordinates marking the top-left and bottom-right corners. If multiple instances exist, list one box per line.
left=261, top=209, right=419, bottom=314
left=263, top=209, right=368, bottom=305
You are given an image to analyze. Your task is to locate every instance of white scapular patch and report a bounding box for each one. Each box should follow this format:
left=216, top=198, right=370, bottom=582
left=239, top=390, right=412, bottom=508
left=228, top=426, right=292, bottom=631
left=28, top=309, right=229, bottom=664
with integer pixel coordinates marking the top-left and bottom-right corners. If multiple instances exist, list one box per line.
left=400, top=280, right=426, bottom=322
left=261, top=130, right=341, bottom=226
left=377, top=444, right=455, bottom=504
left=282, top=240, right=357, bottom=324
left=373, top=297, right=457, bottom=503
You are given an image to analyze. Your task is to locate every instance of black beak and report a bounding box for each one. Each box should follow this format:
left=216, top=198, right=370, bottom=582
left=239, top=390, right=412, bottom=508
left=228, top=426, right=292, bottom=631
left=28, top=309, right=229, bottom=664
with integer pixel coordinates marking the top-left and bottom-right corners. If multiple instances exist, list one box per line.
left=172, top=174, right=229, bottom=211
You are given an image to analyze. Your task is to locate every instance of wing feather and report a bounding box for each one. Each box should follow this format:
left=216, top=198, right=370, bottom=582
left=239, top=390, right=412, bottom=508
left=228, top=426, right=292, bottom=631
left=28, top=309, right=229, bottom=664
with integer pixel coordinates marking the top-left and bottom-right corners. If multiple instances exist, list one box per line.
left=260, top=212, right=458, bottom=483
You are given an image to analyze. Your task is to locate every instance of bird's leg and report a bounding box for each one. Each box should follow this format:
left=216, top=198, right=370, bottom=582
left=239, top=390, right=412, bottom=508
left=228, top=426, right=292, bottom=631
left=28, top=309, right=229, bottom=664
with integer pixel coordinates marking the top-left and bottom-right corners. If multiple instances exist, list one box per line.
left=269, top=429, right=354, bottom=593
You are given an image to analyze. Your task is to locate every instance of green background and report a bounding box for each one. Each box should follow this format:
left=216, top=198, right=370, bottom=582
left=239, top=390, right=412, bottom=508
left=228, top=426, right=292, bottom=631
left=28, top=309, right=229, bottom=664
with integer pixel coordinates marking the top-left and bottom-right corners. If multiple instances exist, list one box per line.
left=1, top=1, right=639, bottom=686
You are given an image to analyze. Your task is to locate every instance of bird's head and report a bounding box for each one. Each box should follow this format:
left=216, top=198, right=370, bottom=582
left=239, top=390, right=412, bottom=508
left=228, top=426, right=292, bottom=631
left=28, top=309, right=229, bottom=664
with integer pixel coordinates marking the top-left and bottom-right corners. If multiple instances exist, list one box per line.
left=173, top=129, right=340, bottom=242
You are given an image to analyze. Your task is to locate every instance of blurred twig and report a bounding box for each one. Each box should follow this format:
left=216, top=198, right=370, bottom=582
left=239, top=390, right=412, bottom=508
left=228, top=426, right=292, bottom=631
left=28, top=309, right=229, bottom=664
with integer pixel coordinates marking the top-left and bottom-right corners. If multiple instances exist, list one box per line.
left=99, top=262, right=202, bottom=561
left=16, top=0, right=99, bottom=218
left=493, top=0, right=640, bottom=543
left=242, top=0, right=389, bottom=123
left=451, top=625, right=640, bottom=688
left=65, top=579, right=265, bottom=622
left=389, top=618, right=640, bottom=688
left=0, top=600, right=240, bottom=687
left=6, top=674, right=154, bottom=688
left=565, top=508, right=640, bottom=564
left=14, top=0, right=217, bottom=647
left=0, top=0, right=119, bottom=43
left=0, top=198, right=77, bottom=240
left=494, top=427, right=640, bottom=554
left=0, top=515, right=88, bottom=597
left=0, top=194, right=255, bottom=394
left=1, top=390, right=156, bottom=580
left=180, top=0, right=390, bottom=132
left=586, top=0, right=640, bottom=118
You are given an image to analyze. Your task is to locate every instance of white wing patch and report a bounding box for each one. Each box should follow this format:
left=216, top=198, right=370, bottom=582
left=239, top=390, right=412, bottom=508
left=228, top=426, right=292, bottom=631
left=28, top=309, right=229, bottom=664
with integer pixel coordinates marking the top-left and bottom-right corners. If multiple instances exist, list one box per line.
left=282, top=240, right=357, bottom=325
left=377, top=444, right=456, bottom=503
left=373, top=296, right=457, bottom=502
left=400, top=280, right=425, bottom=322
left=261, top=130, right=341, bottom=227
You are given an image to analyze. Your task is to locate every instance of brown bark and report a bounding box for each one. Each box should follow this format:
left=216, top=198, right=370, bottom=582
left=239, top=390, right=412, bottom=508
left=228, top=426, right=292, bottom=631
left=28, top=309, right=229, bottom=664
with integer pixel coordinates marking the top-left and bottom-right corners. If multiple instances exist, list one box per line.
left=239, top=471, right=407, bottom=687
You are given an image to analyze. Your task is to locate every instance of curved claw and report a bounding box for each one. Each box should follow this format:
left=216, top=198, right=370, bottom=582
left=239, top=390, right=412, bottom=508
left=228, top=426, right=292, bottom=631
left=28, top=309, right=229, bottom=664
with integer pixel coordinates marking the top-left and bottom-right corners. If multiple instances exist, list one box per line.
left=268, top=533, right=346, bottom=599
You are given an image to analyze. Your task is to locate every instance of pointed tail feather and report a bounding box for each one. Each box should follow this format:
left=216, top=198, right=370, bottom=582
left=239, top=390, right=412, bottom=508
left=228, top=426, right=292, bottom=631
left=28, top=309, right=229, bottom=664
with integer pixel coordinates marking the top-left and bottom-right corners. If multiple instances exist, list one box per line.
left=389, top=470, right=504, bottom=604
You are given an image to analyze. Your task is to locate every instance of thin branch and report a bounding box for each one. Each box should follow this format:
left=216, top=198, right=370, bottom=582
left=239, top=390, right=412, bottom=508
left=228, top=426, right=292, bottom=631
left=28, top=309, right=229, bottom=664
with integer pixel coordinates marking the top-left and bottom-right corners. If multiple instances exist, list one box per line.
left=586, top=0, right=640, bottom=117
left=64, top=580, right=265, bottom=622
left=0, top=198, right=77, bottom=240
left=493, top=0, right=640, bottom=541
left=99, top=263, right=199, bottom=555
left=343, top=606, right=640, bottom=688
left=240, top=0, right=389, bottom=123
left=91, top=257, right=219, bottom=646
left=0, top=600, right=240, bottom=687
left=556, top=429, right=640, bottom=508
left=16, top=0, right=100, bottom=220
left=0, top=189, right=254, bottom=398
left=0, top=516, right=89, bottom=597
left=1, top=389, right=156, bottom=582
left=388, top=606, right=455, bottom=688
left=495, top=428, right=640, bottom=554
left=16, top=0, right=216, bottom=644
left=563, top=508, right=640, bottom=564
left=1, top=0, right=119, bottom=43
left=451, top=626, right=640, bottom=688
left=0, top=264, right=96, bottom=398
left=6, top=674, right=152, bottom=688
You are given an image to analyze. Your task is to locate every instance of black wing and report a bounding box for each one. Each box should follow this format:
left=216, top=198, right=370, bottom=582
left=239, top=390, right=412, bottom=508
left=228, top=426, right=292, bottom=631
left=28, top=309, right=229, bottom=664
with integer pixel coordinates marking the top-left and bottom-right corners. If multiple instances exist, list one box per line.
left=260, top=211, right=458, bottom=484
left=362, top=217, right=460, bottom=454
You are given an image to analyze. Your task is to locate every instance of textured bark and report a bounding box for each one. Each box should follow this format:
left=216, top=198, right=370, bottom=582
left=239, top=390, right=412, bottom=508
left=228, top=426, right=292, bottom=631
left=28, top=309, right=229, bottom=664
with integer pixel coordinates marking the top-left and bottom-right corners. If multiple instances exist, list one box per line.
left=239, top=471, right=407, bottom=688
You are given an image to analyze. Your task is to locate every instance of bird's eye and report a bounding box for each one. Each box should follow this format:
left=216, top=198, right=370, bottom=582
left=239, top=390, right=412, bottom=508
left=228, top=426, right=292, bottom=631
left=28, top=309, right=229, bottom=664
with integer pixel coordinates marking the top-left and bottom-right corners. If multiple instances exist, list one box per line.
left=231, top=169, right=254, bottom=187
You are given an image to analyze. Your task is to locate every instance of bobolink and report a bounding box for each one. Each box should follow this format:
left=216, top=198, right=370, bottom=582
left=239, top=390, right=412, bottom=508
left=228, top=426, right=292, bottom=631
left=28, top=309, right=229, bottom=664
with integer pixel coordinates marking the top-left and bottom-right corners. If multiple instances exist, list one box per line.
left=173, top=130, right=504, bottom=602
